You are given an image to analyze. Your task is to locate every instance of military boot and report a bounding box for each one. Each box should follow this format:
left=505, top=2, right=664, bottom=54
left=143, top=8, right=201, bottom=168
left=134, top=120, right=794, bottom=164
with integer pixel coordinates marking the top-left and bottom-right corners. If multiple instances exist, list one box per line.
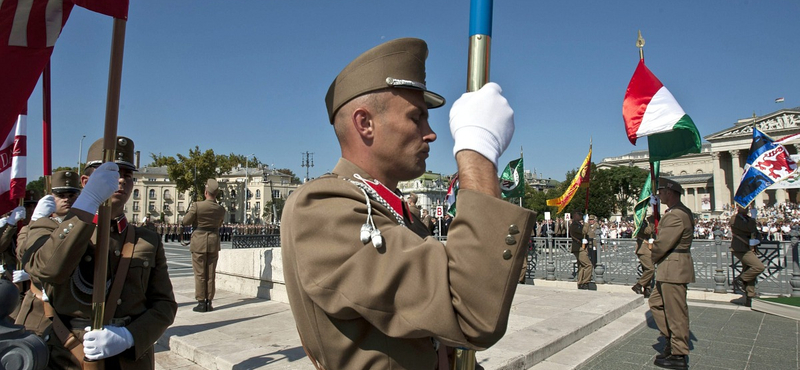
left=206, top=299, right=214, bottom=312
left=656, top=343, right=672, bottom=360
left=193, top=300, right=207, bottom=312
left=654, top=354, right=687, bottom=369
left=631, top=283, right=643, bottom=295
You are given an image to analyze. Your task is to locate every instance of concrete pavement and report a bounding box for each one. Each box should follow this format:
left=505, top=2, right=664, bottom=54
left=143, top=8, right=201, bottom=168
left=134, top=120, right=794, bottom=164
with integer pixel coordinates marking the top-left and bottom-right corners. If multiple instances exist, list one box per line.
left=155, top=275, right=797, bottom=370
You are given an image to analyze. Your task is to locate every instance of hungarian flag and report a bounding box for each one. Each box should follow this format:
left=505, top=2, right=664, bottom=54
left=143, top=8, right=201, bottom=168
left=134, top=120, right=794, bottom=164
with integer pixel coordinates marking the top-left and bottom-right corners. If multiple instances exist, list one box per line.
left=734, top=128, right=798, bottom=208
left=547, top=146, right=591, bottom=213
left=0, top=0, right=128, bottom=159
left=623, top=59, right=701, bottom=161
left=0, top=110, right=27, bottom=215
left=445, top=174, right=459, bottom=217
left=500, top=157, right=524, bottom=199
left=632, top=161, right=659, bottom=236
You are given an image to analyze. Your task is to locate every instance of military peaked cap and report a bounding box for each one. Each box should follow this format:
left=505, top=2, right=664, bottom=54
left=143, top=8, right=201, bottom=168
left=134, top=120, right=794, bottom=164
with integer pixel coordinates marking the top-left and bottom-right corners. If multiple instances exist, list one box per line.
left=85, top=136, right=137, bottom=171
left=325, top=37, right=445, bottom=123
left=658, top=178, right=683, bottom=194
left=206, top=179, right=219, bottom=196
left=51, top=170, right=82, bottom=193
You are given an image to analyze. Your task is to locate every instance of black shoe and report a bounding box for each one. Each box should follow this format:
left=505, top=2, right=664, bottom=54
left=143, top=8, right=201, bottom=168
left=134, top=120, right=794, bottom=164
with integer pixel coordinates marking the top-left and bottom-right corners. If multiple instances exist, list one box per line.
left=632, top=283, right=643, bottom=295
left=745, top=296, right=752, bottom=307
left=193, top=301, right=207, bottom=312
left=654, top=355, right=687, bottom=369
left=206, top=299, right=214, bottom=312
left=733, top=277, right=745, bottom=293
left=643, top=287, right=652, bottom=298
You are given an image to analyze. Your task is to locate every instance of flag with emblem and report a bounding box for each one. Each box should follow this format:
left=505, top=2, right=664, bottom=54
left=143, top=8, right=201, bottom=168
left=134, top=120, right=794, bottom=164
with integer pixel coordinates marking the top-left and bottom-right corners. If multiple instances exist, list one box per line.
left=547, top=146, right=592, bottom=213
left=623, top=59, right=702, bottom=161
left=445, top=174, right=459, bottom=216
left=633, top=161, right=659, bottom=236
left=500, top=157, right=524, bottom=199
left=0, top=0, right=129, bottom=156
left=734, top=128, right=799, bottom=208
left=0, top=109, right=27, bottom=215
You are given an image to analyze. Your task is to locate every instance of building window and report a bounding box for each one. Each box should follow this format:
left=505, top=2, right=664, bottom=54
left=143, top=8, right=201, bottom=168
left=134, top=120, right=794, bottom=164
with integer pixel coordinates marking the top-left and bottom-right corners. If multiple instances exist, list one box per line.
left=133, top=189, right=140, bottom=199
left=246, top=189, right=252, bottom=199
left=272, top=190, right=280, bottom=199
left=163, top=189, right=171, bottom=200
left=149, top=202, right=155, bottom=212
left=133, top=201, right=139, bottom=211
left=178, top=192, right=185, bottom=200
left=255, top=202, right=260, bottom=212
left=680, top=170, right=688, bottom=175
left=696, top=169, right=703, bottom=174
left=178, top=202, right=184, bottom=212
left=149, top=189, right=156, bottom=199
left=246, top=202, right=250, bottom=210
left=231, top=190, right=237, bottom=198
left=256, top=189, right=261, bottom=199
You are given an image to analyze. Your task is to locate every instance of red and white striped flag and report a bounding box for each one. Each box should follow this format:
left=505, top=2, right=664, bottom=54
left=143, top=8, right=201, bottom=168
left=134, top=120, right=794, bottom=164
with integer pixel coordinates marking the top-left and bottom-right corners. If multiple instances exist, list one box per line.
left=0, top=110, right=27, bottom=215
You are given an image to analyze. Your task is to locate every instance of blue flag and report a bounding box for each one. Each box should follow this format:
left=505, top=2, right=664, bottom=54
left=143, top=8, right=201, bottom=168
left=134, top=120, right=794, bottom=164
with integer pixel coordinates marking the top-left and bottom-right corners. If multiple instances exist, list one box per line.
left=734, top=128, right=798, bottom=207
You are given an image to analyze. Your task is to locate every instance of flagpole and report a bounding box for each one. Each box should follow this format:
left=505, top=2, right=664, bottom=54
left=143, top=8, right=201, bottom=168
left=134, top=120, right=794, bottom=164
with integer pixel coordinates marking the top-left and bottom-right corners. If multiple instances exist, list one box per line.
left=584, top=138, right=592, bottom=215
left=454, top=1, right=493, bottom=368
left=42, top=62, right=52, bottom=193
left=519, top=146, right=523, bottom=207
left=638, top=31, right=660, bottom=229
left=88, top=18, right=127, bottom=370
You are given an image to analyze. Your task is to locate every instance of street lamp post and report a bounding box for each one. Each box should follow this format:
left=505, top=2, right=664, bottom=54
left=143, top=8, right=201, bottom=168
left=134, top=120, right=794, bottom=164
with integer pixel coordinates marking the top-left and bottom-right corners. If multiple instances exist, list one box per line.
left=244, top=153, right=254, bottom=224
left=78, top=135, right=86, bottom=171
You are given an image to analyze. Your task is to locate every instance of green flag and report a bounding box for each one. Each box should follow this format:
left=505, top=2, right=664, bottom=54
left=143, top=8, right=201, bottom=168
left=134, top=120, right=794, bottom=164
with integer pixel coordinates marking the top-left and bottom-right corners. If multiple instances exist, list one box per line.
left=633, top=161, right=660, bottom=236
left=500, top=158, right=525, bottom=199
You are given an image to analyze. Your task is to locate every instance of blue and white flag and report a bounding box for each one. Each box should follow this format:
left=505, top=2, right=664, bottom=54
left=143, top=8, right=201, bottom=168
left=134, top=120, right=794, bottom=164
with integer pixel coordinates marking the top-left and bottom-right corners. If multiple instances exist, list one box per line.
left=734, top=128, right=799, bottom=207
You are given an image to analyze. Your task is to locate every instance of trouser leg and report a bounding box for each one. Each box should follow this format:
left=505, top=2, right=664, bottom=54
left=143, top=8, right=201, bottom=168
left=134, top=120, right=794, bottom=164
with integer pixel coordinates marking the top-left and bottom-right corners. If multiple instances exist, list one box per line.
left=577, top=250, right=592, bottom=284
left=192, top=252, right=208, bottom=301
left=735, top=250, right=765, bottom=297
left=207, top=250, right=219, bottom=301
left=637, top=253, right=655, bottom=287
left=648, top=282, right=669, bottom=339
left=659, top=282, right=690, bottom=355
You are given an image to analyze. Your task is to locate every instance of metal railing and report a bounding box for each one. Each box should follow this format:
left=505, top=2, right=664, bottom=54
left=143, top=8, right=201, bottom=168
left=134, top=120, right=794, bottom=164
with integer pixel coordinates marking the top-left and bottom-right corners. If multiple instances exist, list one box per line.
left=231, top=234, right=281, bottom=249
left=523, top=227, right=800, bottom=297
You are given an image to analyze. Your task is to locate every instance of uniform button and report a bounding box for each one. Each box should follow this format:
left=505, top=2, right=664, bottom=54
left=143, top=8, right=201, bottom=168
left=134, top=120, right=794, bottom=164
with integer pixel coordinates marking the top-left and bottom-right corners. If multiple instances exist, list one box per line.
left=505, top=235, right=516, bottom=245
left=68, top=223, right=74, bottom=229
left=114, top=250, right=120, bottom=256
left=508, top=224, right=520, bottom=235
left=85, top=255, right=92, bottom=262
left=44, top=335, right=50, bottom=341
left=58, top=234, right=65, bottom=239
left=63, top=228, right=69, bottom=234
left=143, top=261, right=149, bottom=267
left=116, top=299, right=122, bottom=305
left=503, top=249, right=513, bottom=260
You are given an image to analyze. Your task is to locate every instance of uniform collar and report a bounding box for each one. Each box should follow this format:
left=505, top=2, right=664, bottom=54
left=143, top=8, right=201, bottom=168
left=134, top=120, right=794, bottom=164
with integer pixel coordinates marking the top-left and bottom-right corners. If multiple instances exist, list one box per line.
left=333, top=158, right=408, bottom=221
left=92, top=214, right=128, bottom=234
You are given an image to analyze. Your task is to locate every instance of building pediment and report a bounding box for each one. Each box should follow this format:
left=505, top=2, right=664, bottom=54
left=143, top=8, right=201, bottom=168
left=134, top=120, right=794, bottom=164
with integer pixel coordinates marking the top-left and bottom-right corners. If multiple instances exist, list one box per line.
left=705, top=107, right=800, bottom=142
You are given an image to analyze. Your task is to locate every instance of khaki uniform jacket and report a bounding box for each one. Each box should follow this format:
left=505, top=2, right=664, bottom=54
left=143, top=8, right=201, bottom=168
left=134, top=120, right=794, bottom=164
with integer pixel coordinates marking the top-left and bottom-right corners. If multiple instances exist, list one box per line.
left=651, top=203, right=695, bottom=284
left=729, top=212, right=757, bottom=253
left=182, top=200, right=225, bottom=254
left=583, top=222, right=598, bottom=248
left=569, top=220, right=585, bottom=253
left=281, top=159, right=535, bottom=370
left=635, top=220, right=653, bottom=255
left=23, top=215, right=177, bottom=369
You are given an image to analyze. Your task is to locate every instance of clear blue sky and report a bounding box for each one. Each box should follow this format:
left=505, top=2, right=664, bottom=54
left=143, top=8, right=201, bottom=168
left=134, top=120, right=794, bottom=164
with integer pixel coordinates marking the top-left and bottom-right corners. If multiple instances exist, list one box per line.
left=23, top=0, right=800, bottom=183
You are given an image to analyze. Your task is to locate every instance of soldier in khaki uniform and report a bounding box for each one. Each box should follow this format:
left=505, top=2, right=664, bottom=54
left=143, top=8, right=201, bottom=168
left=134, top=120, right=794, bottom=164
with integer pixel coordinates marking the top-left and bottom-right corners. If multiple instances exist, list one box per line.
left=583, top=215, right=599, bottom=266
left=21, top=137, right=177, bottom=369
left=15, top=170, right=82, bottom=334
left=182, top=179, right=225, bottom=312
left=281, top=38, right=535, bottom=369
left=632, top=215, right=655, bottom=297
left=649, top=178, right=694, bottom=369
left=569, top=211, right=592, bottom=289
left=0, top=205, right=26, bottom=281
left=729, top=205, right=765, bottom=306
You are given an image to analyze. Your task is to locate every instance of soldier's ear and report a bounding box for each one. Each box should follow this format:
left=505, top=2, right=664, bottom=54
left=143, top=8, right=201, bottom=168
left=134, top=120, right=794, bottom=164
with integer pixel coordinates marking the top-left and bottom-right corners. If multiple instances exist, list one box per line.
left=352, top=107, right=375, bottom=140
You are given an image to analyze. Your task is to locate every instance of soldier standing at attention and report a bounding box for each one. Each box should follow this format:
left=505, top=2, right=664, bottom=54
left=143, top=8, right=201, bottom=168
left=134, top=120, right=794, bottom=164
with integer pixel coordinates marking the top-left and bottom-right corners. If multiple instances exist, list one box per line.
left=22, top=136, right=176, bottom=369
left=182, top=179, right=225, bottom=313
left=583, top=215, right=599, bottom=266
left=649, top=178, right=694, bottom=370
left=632, top=215, right=655, bottom=297
left=729, top=205, right=764, bottom=307
left=281, top=38, right=535, bottom=369
left=569, top=211, right=592, bottom=290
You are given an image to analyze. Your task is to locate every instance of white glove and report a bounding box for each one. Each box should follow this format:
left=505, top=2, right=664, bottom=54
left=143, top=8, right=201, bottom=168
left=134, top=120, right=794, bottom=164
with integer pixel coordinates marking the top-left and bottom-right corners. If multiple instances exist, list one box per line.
left=7, top=206, right=25, bottom=224
left=83, top=326, right=134, bottom=360
left=648, top=238, right=654, bottom=244
left=0, top=265, right=5, bottom=274
left=0, top=218, right=6, bottom=229
left=449, top=82, right=514, bottom=168
left=12, top=270, right=30, bottom=283
left=649, top=195, right=659, bottom=206
left=749, top=239, right=760, bottom=247
left=582, top=238, right=588, bottom=244
left=73, top=162, right=120, bottom=215
left=31, top=195, right=56, bottom=221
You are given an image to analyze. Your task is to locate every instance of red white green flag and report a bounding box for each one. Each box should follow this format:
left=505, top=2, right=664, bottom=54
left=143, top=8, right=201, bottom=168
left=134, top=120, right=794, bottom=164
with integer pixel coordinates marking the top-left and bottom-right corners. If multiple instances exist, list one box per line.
left=623, top=60, right=701, bottom=161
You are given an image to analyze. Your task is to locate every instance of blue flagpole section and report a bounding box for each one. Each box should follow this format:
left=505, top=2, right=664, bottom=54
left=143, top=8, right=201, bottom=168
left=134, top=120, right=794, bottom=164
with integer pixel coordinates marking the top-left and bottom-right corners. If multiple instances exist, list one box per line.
left=469, top=0, right=493, bottom=37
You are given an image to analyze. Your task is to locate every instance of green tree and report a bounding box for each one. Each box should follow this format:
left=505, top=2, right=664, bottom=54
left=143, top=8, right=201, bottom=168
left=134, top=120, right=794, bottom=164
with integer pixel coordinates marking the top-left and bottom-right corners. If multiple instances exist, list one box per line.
left=263, top=198, right=286, bottom=223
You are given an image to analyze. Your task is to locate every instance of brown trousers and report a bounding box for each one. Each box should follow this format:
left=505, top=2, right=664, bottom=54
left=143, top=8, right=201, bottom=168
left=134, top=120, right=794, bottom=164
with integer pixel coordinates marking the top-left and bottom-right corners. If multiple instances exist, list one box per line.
left=192, top=251, right=219, bottom=301
left=636, top=252, right=655, bottom=288
left=574, top=249, right=592, bottom=285
left=648, top=281, right=689, bottom=355
left=733, top=250, right=765, bottom=297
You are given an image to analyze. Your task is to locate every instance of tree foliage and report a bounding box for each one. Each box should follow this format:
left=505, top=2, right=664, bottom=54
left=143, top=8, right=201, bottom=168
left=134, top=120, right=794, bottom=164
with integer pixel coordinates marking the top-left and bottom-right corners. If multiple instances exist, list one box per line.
left=274, top=168, right=301, bottom=184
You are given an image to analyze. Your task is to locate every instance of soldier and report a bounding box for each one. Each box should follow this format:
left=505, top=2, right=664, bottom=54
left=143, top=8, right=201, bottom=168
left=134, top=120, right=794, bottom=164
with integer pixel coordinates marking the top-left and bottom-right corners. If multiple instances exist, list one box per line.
left=406, top=192, right=420, bottom=219
left=15, top=170, right=82, bottom=334
left=632, top=214, right=655, bottom=297
left=569, top=211, right=592, bottom=289
left=421, top=208, right=434, bottom=233
left=583, top=215, right=599, bottom=266
left=729, top=205, right=765, bottom=307
left=22, top=137, right=177, bottom=369
left=0, top=205, right=26, bottom=281
left=281, top=38, right=535, bottom=369
left=649, top=178, right=694, bottom=369
left=182, top=179, right=225, bottom=313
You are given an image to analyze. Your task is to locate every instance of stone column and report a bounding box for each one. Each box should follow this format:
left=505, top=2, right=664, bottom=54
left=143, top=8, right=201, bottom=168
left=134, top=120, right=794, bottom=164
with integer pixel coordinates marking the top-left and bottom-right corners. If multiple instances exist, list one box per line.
left=730, top=149, right=743, bottom=197
left=692, top=187, right=699, bottom=212
left=711, top=152, right=727, bottom=212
